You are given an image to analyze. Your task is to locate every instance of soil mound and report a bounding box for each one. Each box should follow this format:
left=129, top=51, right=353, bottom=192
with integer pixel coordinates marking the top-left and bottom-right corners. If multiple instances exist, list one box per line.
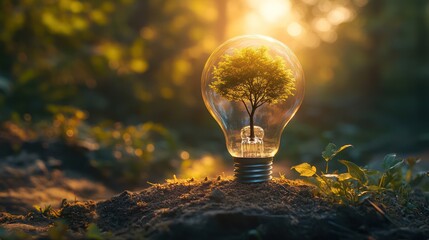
left=1, top=178, right=428, bottom=239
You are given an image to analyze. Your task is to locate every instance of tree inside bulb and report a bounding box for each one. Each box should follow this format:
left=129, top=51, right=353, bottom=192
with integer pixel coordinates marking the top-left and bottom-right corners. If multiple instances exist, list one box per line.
left=201, top=35, right=305, bottom=183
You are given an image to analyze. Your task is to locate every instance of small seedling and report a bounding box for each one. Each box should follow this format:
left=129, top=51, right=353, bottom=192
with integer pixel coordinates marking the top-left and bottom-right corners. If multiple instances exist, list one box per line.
left=33, top=204, right=60, bottom=218
left=291, top=143, right=427, bottom=204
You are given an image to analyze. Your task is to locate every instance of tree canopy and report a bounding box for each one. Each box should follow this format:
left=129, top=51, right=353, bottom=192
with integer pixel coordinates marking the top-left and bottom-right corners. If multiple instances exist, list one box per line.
left=210, top=46, right=296, bottom=139
left=211, top=46, right=296, bottom=108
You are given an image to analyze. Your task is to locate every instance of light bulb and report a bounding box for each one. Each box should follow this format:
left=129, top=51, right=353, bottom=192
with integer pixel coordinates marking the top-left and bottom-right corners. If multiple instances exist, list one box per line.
left=201, top=35, right=305, bottom=183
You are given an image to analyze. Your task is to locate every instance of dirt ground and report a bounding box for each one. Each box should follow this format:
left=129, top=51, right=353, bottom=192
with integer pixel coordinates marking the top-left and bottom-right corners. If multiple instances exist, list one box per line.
left=1, top=176, right=428, bottom=240
left=0, top=142, right=428, bottom=239
left=0, top=151, right=113, bottom=215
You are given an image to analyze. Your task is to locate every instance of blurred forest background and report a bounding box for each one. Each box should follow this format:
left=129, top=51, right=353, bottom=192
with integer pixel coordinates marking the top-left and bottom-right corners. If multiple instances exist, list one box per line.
left=1, top=0, right=429, bottom=190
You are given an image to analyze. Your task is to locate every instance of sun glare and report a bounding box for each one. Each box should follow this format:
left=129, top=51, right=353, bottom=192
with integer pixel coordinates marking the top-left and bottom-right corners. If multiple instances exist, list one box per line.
left=230, top=0, right=360, bottom=49
left=260, top=0, right=291, bottom=23
left=248, top=0, right=291, bottom=23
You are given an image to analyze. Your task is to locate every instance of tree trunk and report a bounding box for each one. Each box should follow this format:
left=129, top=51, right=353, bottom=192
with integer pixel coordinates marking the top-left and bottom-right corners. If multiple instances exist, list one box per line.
left=249, top=108, right=255, bottom=140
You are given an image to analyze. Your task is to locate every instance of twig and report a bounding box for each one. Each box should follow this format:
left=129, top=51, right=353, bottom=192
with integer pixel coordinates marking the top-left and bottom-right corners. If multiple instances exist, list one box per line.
left=366, top=199, right=398, bottom=227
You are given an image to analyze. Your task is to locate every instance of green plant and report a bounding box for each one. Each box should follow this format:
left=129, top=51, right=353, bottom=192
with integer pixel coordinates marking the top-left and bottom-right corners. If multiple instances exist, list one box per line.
left=44, top=105, right=88, bottom=143
left=33, top=204, right=60, bottom=219
left=291, top=143, right=427, bottom=204
left=89, top=122, right=177, bottom=185
left=322, top=143, right=352, bottom=173
left=3, top=110, right=178, bottom=186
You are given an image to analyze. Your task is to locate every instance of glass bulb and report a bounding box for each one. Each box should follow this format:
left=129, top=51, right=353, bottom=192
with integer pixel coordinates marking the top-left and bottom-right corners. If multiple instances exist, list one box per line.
left=201, top=35, right=305, bottom=183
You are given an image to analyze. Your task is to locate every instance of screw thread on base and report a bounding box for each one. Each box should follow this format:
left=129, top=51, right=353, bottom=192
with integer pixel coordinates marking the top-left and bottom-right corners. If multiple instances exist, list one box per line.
left=233, top=157, right=273, bottom=183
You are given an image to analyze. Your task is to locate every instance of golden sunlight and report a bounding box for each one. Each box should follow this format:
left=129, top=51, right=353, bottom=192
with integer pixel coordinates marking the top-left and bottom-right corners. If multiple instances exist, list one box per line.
left=327, top=6, right=352, bottom=25
left=242, top=0, right=293, bottom=35
left=287, top=22, right=303, bottom=37
left=227, top=0, right=364, bottom=50
left=250, top=0, right=292, bottom=23
left=313, top=18, right=332, bottom=32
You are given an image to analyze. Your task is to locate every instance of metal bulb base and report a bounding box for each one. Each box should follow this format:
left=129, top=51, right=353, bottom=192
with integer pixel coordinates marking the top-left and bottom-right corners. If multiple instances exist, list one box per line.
left=233, top=157, right=273, bottom=183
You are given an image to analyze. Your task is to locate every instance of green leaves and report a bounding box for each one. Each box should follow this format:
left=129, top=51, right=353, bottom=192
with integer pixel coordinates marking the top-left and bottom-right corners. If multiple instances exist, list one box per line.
left=291, top=143, right=366, bottom=204
left=322, top=143, right=352, bottom=173
left=382, top=153, right=403, bottom=170
left=211, top=46, right=296, bottom=106
left=339, top=160, right=367, bottom=184
left=291, top=163, right=316, bottom=177
left=322, top=143, right=353, bottom=162
left=338, top=173, right=352, bottom=181
left=292, top=143, right=427, bottom=205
